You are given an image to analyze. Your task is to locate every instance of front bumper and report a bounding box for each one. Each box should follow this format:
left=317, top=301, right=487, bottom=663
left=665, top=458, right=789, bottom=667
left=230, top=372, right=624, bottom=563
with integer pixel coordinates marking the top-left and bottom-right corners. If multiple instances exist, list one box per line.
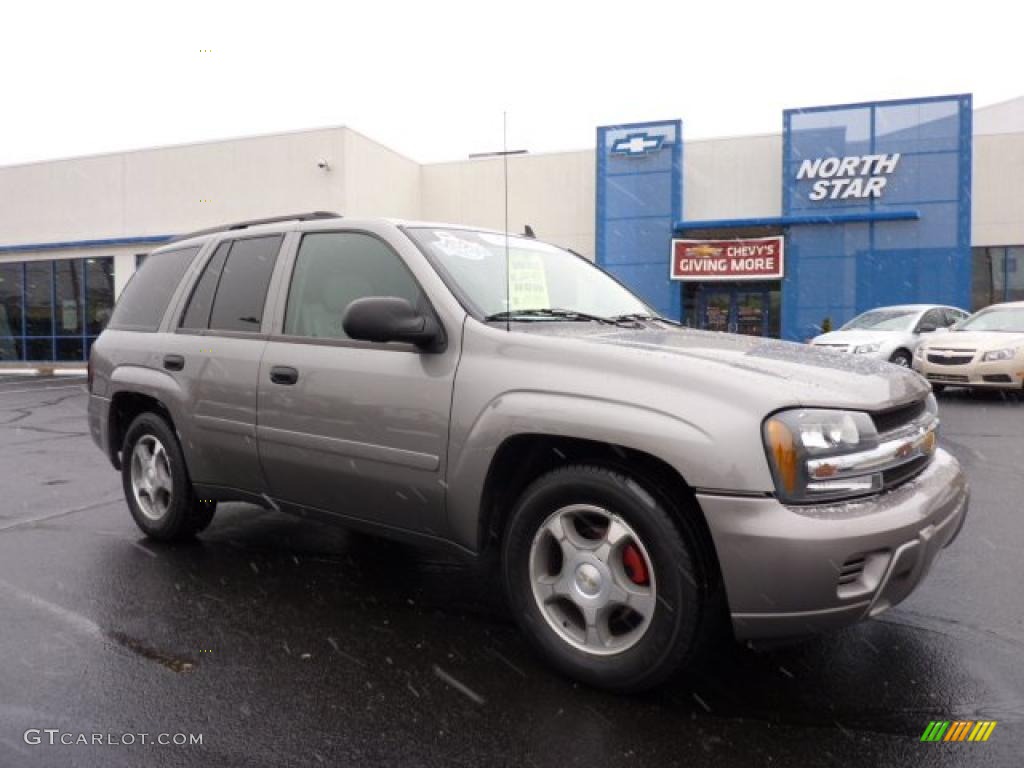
left=914, top=356, right=1024, bottom=390
left=699, top=449, right=968, bottom=640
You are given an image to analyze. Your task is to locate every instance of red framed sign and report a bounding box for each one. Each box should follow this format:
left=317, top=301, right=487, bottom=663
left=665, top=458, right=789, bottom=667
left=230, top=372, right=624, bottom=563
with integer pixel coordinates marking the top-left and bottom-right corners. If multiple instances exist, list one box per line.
left=670, top=236, right=785, bottom=281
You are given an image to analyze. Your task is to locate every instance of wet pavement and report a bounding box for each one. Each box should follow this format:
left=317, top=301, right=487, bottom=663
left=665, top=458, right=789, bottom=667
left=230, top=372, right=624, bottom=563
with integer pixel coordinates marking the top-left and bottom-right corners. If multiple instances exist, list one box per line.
left=0, top=373, right=1022, bottom=767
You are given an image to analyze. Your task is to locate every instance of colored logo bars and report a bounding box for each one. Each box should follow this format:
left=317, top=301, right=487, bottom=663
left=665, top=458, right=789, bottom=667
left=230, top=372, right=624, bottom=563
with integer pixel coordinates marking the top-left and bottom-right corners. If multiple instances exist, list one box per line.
left=920, top=720, right=997, bottom=742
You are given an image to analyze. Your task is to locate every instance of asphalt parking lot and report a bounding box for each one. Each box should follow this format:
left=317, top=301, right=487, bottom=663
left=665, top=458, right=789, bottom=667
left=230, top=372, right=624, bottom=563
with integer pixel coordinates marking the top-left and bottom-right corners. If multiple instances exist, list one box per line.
left=0, top=374, right=1022, bottom=767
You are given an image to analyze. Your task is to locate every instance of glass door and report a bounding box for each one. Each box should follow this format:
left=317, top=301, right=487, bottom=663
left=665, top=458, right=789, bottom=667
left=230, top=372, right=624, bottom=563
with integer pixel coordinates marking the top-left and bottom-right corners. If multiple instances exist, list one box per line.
left=734, top=289, right=768, bottom=336
left=697, top=285, right=771, bottom=336
left=700, top=289, right=732, bottom=333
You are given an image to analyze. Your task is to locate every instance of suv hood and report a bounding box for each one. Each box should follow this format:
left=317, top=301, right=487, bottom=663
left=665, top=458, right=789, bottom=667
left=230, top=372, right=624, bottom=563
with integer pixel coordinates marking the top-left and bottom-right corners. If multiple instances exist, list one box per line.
left=518, top=321, right=929, bottom=410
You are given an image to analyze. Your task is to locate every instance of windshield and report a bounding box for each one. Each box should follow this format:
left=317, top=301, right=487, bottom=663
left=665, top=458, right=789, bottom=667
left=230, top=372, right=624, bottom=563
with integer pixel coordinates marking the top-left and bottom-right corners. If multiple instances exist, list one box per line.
left=840, top=309, right=917, bottom=332
left=956, top=306, right=1024, bottom=332
left=407, top=228, right=652, bottom=320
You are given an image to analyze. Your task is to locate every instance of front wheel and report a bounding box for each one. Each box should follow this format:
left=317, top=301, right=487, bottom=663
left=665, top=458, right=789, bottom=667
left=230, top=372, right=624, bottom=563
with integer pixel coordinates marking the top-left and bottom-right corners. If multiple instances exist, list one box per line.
left=889, top=349, right=912, bottom=368
left=122, top=412, right=217, bottom=541
left=501, top=465, right=711, bottom=692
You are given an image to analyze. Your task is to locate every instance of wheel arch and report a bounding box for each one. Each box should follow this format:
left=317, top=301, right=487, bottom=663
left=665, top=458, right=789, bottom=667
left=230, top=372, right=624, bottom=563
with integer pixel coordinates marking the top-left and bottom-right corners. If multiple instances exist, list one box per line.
left=474, top=433, right=724, bottom=596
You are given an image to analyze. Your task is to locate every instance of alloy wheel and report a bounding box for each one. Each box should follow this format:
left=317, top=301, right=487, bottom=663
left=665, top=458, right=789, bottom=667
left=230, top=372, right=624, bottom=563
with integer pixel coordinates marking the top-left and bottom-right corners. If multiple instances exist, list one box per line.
left=528, top=504, right=657, bottom=656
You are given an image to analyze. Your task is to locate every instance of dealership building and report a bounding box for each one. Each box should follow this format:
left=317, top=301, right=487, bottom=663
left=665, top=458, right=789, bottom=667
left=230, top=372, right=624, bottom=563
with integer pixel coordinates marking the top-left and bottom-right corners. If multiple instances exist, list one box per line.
left=1, top=93, right=1023, bottom=363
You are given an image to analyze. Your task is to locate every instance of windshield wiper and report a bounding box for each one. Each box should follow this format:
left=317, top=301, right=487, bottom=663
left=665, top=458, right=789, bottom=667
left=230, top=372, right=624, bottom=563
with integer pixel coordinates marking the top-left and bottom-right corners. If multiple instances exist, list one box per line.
left=484, top=308, right=617, bottom=324
left=608, top=313, right=660, bottom=323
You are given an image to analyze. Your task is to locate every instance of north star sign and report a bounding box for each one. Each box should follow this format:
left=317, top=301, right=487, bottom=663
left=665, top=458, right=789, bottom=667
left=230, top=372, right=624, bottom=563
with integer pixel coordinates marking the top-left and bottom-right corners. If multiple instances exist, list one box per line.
left=797, top=153, right=901, bottom=201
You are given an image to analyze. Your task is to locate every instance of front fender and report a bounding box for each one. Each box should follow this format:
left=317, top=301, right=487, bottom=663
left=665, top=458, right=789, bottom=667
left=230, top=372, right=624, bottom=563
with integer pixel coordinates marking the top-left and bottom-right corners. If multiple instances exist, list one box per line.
left=445, top=390, right=717, bottom=551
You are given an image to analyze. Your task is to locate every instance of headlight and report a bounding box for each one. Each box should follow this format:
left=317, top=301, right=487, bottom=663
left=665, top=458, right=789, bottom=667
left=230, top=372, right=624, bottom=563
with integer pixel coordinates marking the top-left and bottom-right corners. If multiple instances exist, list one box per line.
left=982, top=347, right=1018, bottom=362
left=915, top=345, right=925, bottom=359
left=853, top=343, right=881, bottom=354
left=763, top=406, right=939, bottom=505
left=763, top=409, right=881, bottom=503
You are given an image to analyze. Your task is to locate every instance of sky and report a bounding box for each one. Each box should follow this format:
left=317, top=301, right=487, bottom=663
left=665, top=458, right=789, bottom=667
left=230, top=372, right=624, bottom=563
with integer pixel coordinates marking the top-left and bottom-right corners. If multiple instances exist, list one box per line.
left=0, top=0, right=1019, bottom=167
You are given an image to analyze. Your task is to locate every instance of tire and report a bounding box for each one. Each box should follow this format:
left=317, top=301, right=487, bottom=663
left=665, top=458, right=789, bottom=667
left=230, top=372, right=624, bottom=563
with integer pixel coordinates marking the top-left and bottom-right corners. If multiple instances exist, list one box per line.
left=931, top=383, right=946, bottom=394
left=121, top=412, right=217, bottom=541
left=889, top=349, right=912, bottom=368
left=501, top=464, right=711, bottom=692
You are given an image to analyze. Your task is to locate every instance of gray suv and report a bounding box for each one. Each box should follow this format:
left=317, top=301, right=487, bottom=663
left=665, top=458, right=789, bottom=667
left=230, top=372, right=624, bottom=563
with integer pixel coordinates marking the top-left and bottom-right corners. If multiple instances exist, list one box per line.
left=88, top=212, right=969, bottom=691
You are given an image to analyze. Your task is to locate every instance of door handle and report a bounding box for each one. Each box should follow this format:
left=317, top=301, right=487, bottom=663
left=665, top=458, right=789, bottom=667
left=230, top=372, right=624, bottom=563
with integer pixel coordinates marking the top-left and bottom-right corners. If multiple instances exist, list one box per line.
left=269, top=366, right=299, bottom=385
left=163, top=354, right=185, bottom=372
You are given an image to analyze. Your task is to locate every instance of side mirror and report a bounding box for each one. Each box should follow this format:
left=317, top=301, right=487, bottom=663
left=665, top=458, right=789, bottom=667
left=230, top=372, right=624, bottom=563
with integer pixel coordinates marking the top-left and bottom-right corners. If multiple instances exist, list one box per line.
left=917, top=322, right=938, bottom=334
left=342, top=297, right=445, bottom=352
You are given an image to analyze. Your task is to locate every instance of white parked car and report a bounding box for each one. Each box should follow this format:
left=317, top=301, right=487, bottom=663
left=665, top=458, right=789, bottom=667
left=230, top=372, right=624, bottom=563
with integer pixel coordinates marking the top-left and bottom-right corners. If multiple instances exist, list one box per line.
left=914, top=301, right=1024, bottom=392
left=810, top=305, right=969, bottom=368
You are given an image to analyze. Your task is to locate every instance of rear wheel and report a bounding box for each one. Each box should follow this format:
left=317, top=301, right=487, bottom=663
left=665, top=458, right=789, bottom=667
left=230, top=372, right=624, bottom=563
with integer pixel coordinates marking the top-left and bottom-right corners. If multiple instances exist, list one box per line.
left=501, top=464, right=711, bottom=692
left=122, top=412, right=217, bottom=540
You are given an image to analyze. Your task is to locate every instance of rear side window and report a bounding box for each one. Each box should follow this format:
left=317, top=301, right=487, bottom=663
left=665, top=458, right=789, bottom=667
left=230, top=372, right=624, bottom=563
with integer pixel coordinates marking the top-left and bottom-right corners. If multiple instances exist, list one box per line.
left=180, top=242, right=231, bottom=330
left=283, top=232, right=423, bottom=340
left=178, top=236, right=282, bottom=333
left=108, top=246, right=200, bottom=331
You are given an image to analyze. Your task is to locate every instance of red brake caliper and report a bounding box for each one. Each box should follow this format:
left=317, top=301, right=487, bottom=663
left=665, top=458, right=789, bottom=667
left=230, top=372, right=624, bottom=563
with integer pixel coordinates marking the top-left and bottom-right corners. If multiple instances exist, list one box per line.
left=622, top=543, right=649, bottom=585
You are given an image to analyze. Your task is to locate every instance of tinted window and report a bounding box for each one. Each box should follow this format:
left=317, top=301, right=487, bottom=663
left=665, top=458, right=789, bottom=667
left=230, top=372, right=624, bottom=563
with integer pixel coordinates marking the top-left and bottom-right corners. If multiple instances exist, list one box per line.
left=942, top=308, right=965, bottom=327
left=109, top=246, right=200, bottom=331
left=25, top=262, right=53, bottom=336
left=208, top=236, right=282, bottom=333
left=180, top=242, right=231, bottom=331
left=917, top=308, right=945, bottom=331
left=85, top=257, right=116, bottom=335
left=284, top=232, right=423, bottom=340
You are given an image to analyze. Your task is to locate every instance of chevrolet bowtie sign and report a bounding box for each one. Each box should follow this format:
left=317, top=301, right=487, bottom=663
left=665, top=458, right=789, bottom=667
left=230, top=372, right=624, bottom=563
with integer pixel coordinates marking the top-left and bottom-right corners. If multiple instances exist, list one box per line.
left=797, top=153, right=901, bottom=201
left=610, top=132, right=665, bottom=157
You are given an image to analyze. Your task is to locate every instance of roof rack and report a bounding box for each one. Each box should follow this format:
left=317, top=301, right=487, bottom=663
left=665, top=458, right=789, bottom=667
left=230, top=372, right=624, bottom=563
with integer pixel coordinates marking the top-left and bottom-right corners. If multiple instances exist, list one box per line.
left=167, top=211, right=342, bottom=243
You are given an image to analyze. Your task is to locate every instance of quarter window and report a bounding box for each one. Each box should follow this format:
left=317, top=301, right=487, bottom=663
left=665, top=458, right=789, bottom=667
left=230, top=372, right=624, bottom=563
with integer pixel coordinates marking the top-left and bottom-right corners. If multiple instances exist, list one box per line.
left=283, top=232, right=424, bottom=340
left=109, top=246, right=200, bottom=332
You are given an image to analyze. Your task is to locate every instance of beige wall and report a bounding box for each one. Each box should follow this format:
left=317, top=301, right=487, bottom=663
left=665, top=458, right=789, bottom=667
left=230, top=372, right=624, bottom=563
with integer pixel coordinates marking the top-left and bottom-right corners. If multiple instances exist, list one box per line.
left=972, top=132, right=1024, bottom=246
left=421, top=150, right=595, bottom=257
left=0, top=128, right=348, bottom=246
left=683, top=134, right=781, bottom=221
left=342, top=129, right=421, bottom=219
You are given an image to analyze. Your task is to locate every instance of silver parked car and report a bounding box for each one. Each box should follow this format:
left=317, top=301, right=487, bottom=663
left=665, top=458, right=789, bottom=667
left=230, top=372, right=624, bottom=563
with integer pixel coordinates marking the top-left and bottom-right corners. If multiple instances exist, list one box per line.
left=88, top=213, right=969, bottom=691
left=810, top=304, right=969, bottom=367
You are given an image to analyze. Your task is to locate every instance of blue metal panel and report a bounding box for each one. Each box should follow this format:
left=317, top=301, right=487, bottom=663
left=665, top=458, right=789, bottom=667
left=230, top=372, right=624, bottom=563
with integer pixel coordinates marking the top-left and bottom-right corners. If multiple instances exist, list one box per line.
left=674, top=210, right=920, bottom=231
left=0, top=235, right=172, bottom=255
left=781, top=94, right=972, bottom=341
left=596, top=120, right=682, bottom=319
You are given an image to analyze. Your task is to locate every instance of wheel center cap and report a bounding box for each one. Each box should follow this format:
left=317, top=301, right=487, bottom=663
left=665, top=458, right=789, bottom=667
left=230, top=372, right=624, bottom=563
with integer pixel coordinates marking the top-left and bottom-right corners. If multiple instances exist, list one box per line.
left=574, top=563, right=603, bottom=596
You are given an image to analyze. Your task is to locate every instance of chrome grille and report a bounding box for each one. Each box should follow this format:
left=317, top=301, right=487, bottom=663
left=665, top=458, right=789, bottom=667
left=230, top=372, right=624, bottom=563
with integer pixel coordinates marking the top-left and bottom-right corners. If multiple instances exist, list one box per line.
left=871, top=399, right=926, bottom=435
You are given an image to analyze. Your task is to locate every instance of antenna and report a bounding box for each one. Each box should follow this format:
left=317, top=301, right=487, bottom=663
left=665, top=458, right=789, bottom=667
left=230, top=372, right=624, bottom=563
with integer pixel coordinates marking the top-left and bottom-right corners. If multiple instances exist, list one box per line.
left=503, top=111, right=510, bottom=333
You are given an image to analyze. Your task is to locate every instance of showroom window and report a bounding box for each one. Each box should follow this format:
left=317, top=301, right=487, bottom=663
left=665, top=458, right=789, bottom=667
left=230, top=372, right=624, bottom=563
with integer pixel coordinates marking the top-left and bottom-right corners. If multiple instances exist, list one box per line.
left=972, top=246, right=1024, bottom=310
left=0, top=255, right=115, bottom=362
